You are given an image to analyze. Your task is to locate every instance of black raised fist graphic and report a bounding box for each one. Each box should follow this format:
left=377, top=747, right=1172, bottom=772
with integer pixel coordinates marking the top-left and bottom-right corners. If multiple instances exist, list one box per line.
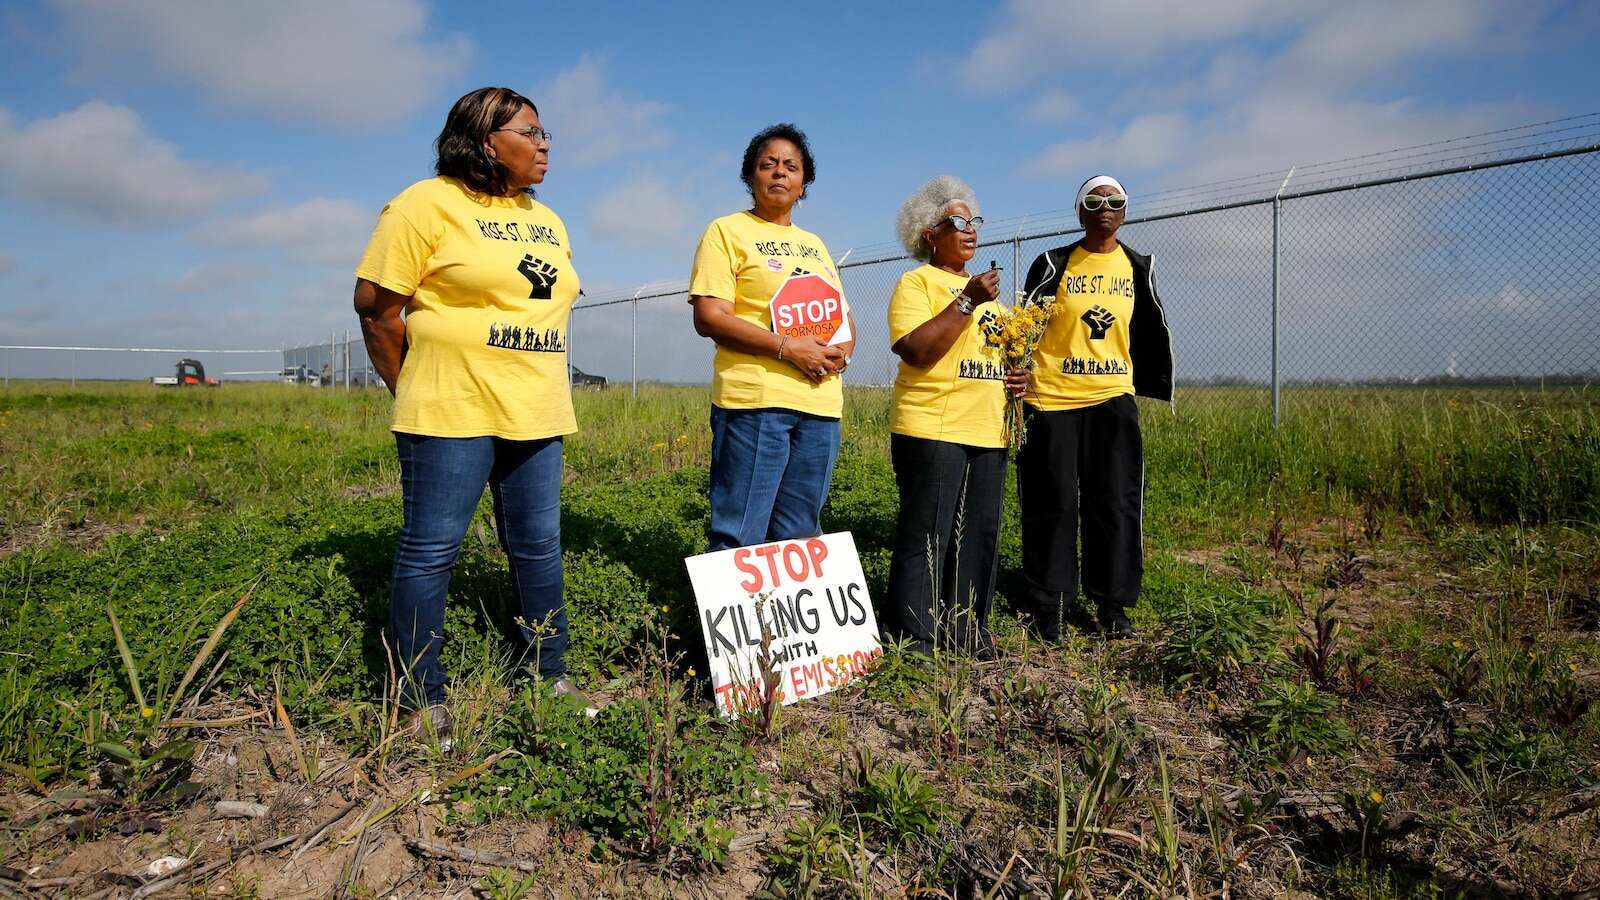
left=1080, top=304, right=1115, bottom=340
left=517, top=255, right=559, bottom=299
left=978, top=310, right=1003, bottom=348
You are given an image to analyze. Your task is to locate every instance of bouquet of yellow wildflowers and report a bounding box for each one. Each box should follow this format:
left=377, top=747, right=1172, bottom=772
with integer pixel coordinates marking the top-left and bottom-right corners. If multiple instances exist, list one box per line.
left=993, top=297, right=1055, bottom=448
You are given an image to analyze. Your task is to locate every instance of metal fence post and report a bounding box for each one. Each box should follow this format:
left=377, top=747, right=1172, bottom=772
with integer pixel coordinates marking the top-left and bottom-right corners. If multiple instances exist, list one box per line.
left=631, top=287, right=642, bottom=399
left=70, top=349, right=76, bottom=388
left=1012, top=218, right=1026, bottom=304
left=1271, top=167, right=1294, bottom=429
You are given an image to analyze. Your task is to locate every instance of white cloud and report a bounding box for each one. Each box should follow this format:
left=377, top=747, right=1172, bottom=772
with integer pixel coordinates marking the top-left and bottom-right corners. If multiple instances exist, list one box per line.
left=1492, top=283, right=1543, bottom=315
left=589, top=176, right=691, bottom=250
left=1275, top=0, right=1500, bottom=89
left=1022, top=89, right=1514, bottom=197
left=196, top=198, right=369, bottom=265
left=962, top=0, right=1317, bottom=89
left=1025, top=88, right=1078, bottom=125
left=967, top=1, right=1524, bottom=100
left=277, top=272, right=363, bottom=339
left=535, top=55, right=669, bottom=167
left=52, top=0, right=472, bottom=129
left=9, top=303, right=54, bottom=326
left=0, top=101, right=265, bottom=223
left=1024, top=113, right=1189, bottom=178
left=161, top=262, right=262, bottom=295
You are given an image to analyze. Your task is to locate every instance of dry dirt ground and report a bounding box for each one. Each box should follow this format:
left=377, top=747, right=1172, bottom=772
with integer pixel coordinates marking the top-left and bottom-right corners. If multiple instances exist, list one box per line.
left=3, top=522, right=1598, bottom=898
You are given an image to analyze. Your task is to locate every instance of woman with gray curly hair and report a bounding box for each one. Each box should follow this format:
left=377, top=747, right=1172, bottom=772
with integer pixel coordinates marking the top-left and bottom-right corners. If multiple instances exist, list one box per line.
left=884, top=176, right=1028, bottom=660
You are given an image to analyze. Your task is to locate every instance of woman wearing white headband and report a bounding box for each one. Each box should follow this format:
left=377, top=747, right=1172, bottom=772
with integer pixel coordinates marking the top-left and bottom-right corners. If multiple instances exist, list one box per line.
left=1016, top=175, right=1174, bottom=641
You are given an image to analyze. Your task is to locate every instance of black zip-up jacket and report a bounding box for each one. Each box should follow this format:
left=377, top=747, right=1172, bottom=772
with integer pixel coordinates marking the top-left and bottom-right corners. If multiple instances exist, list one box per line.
left=1020, top=239, right=1175, bottom=405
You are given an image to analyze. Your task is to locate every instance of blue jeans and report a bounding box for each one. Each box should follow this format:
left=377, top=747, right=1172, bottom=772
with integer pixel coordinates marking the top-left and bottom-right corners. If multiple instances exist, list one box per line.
left=390, top=433, right=566, bottom=709
left=708, top=406, right=841, bottom=551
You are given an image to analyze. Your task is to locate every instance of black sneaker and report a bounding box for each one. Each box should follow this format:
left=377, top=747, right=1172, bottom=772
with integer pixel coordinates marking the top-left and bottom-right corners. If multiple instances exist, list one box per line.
left=1098, top=612, right=1137, bottom=640
left=1028, top=611, right=1066, bottom=646
left=972, top=633, right=1002, bottom=662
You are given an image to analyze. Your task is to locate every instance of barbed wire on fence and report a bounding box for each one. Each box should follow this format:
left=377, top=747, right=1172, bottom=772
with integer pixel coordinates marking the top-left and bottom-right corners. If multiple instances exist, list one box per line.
left=8, top=118, right=1596, bottom=410
left=553, top=127, right=1600, bottom=405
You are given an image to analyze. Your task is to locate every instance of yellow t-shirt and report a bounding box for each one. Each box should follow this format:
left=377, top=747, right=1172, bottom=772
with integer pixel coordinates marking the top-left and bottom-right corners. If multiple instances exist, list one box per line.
left=356, top=177, right=580, bottom=440
left=888, top=265, right=1006, bottom=448
left=688, top=212, right=844, bottom=419
left=1029, top=245, right=1135, bottom=411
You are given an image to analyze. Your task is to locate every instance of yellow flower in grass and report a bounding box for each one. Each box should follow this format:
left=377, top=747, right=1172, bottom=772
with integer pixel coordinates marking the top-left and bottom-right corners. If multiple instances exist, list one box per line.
left=140, top=707, right=154, bottom=719
left=1369, top=790, right=1384, bottom=804
left=686, top=668, right=697, bottom=678
left=1305, top=755, right=1316, bottom=769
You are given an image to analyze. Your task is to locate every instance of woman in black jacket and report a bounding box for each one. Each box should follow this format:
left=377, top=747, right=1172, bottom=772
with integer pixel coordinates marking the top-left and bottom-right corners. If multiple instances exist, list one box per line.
left=1017, top=175, right=1173, bottom=641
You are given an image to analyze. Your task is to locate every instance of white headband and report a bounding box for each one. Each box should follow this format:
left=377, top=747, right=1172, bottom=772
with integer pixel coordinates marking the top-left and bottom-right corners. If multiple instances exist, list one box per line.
left=1076, top=175, right=1128, bottom=209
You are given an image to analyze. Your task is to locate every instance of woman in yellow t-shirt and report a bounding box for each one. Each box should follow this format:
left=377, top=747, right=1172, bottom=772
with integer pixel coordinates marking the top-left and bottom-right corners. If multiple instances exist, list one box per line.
left=1017, top=175, right=1175, bottom=642
left=354, top=87, right=593, bottom=741
left=884, top=176, right=1029, bottom=659
left=688, top=124, right=856, bottom=550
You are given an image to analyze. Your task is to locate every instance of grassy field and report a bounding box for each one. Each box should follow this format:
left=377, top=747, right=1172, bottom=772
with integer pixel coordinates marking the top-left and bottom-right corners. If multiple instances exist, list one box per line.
left=0, top=381, right=1596, bottom=898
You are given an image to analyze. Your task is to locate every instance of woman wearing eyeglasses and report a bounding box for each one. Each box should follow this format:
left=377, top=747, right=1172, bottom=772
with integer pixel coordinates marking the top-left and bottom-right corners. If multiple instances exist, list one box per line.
left=689, top=123, right=856, bottom=551
left=1017, top=175, right=1174, bottom=642
left=884, top=176, right=1030, bottom=659
left=354, top=86, right=593, bottom=744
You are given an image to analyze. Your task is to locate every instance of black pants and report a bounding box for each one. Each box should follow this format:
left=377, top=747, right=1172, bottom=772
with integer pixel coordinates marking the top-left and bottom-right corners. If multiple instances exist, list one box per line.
left=886, top=434, right=1007, bottom=655
left=1016, top=394, right=1144, bottom=637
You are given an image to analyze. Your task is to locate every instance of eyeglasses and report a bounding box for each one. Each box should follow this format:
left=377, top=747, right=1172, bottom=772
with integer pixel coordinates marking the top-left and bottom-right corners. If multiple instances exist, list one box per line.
left=1081, top=193, right=1126, bottom=212
left=940, top=214, right=983, bottom=232
left=496, top=126, right=553, bottom=145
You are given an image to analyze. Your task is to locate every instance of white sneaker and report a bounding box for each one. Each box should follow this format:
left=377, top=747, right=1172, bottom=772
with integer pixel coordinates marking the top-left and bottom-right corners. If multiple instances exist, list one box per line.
left=403, top=704, right=454, bottom=751
left=551, top=677, right=599, bottom=718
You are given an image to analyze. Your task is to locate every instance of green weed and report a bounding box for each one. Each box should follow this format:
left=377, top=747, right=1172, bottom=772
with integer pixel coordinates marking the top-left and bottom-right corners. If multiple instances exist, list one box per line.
left=857, top=761, right=944, bottom=849
left=464, top=681, right=764, bottom=863
left=1240, top=678, right=1353, bottom=764
left=759, top=811, right=857, bottom=899
left=1158, top=581, right=1283, bottom=687
left=478, top=868, right=539, bottom=900
left=862, top=635, right=935, bottom=705
left=1449, top=719, right=1572, bottom=789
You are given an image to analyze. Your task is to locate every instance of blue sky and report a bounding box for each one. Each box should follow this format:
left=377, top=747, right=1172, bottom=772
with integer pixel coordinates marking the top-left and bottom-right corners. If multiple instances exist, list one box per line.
left=1, top=0, right=1597, bottom=379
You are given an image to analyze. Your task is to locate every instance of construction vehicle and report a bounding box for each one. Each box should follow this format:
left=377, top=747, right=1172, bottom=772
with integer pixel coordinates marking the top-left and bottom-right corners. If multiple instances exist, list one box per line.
left=569, top=365, right=607, bottom=388
left=151, top=358, right=220, bottom=387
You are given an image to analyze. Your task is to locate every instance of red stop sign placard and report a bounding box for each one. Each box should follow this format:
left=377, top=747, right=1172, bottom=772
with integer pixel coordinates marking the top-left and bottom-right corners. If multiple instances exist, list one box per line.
left=769, top=271, right=844, bottom=342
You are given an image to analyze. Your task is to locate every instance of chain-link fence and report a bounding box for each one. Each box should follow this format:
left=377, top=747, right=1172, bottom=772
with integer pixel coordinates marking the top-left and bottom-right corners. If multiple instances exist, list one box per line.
left=568, top=140, right=1600, bottom=417
left=0, top=345, right=282, bottom=386
left=13, top=128, right=1590, bottom=410
left=282, top=331, right=379, bottom=388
